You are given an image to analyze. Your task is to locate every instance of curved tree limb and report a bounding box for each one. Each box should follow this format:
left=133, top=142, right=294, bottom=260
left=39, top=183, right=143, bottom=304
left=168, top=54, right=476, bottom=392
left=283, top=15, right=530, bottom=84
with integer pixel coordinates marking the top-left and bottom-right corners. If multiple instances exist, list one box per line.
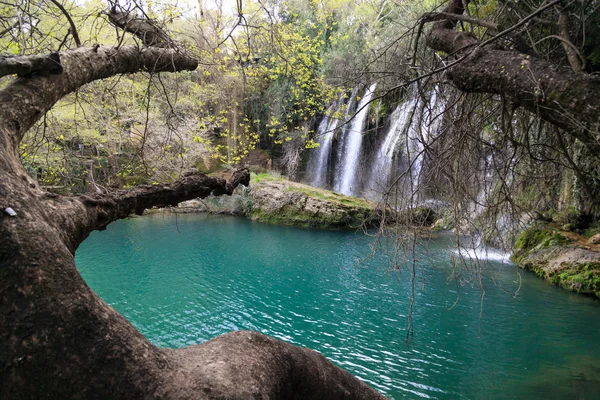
left=50, top=170, right=251, bottom=254
left=0, top=45, right=197, bottom=154
left=421, top=11, right=499, bottom=30
left=0, top=7, right=385, bottom=399
left=423, top=0, right=600, bottom=154
left=106, top=7, right=173, bottom=47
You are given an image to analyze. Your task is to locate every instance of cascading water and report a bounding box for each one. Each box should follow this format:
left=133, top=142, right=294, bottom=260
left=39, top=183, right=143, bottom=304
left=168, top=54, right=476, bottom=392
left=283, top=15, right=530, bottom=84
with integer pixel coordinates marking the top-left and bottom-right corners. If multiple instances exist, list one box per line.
left=303, top=85, right=519, bottom=255
left=333, top=87, right=358, bottom=192
left=363, top=88, right=442, bottom=204
left=307, top=93, right=346, bottom=188
left=307, top=107, right=333, bottom=188
left=305, top=85, right=443, bottom=202
left=335, top=83, right=377, bottom=196
left=406, top=90, right=443, bottom=199
left=367, top=96, right=418, bottom=193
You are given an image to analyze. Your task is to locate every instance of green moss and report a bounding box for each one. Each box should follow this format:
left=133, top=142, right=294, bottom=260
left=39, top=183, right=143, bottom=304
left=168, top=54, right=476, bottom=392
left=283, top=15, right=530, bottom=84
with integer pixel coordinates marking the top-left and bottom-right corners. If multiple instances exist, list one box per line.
left=512, top=223, right=600, bottom=298
left=287, top=185, right=373, bottom=209
left=553, top=264, right=600, bottom=298
left=554, top=206, right=581, bottom=226
left=248, top=179, right=375, bottom=229
left=517, top=260, right=600, bottom=299
left=511, top=225, right=571, bottom=266
left=251, top=172, right=285, bottom=184
left=514, top=227, right=568, bottom=252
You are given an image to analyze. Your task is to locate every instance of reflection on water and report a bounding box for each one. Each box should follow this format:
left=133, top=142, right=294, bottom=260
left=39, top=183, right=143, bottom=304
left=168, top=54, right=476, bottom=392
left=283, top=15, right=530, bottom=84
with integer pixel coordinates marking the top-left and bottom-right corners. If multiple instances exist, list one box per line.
left=76, top=213, right=600, bottom=399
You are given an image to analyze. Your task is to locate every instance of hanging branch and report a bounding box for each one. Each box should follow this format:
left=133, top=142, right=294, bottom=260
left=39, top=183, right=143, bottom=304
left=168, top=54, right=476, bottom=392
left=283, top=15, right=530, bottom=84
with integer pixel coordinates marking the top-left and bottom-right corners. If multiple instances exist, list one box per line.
left=47, top=0, right=81, bottom=47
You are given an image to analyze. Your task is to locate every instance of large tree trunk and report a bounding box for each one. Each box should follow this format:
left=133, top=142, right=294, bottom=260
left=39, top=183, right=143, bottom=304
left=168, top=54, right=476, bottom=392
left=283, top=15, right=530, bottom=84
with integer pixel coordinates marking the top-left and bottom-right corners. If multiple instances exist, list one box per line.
left=0, top=25, right=384, bottom=400
left=425, top=0, right=600, bottom=155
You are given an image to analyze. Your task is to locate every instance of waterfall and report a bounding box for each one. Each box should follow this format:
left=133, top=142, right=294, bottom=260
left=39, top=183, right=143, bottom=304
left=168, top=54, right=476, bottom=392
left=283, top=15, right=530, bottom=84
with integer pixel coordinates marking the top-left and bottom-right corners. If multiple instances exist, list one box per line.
left=308, top=108, right=332, bottom=188
left=333, top=87, right=358, bottom=192
left=367, top=97, right=418, bottom=193
left=305, top=85, right=444, bottom=202
left=308, top=94, right=344, bottom=188
left=367, top=89, right=443, bottom=203
left=335, top=83, right=377, bottom=196
left=406, top=90, right=442, bottom=196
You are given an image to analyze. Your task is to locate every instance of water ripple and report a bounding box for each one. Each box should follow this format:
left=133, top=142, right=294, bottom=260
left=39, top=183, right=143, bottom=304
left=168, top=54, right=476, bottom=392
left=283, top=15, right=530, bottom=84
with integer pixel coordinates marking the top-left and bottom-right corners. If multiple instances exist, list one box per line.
left=76, top=214, right=600, bottom=399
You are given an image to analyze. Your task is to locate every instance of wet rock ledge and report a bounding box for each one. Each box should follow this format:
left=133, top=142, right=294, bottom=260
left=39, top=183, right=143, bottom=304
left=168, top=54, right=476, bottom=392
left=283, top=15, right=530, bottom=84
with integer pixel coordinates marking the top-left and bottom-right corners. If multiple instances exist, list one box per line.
left=175, top=173, right=379, bottom=229
left=511, top=224, right=600, bottom=298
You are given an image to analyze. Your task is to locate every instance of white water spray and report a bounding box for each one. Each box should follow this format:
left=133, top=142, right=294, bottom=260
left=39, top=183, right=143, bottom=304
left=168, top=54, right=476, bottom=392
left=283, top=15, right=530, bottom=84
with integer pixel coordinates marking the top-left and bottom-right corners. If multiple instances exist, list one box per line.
left=336, top=83, right=377, bottom=196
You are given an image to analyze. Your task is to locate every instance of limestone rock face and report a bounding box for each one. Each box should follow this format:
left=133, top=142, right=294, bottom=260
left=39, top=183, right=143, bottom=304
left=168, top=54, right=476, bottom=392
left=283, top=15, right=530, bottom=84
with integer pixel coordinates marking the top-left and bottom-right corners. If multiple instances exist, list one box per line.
left=248, top=180, right=376, bottom=229
left=512, top=225, right=600, bottom=298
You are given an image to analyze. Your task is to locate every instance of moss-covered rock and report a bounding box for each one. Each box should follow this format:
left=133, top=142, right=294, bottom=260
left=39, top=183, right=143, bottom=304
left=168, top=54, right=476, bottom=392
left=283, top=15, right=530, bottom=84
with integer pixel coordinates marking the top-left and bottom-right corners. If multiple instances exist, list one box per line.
left=170, top=172, right=435, bottom=231
left=513, top=227, right=569, bottom=257
left=432, top=210, right=455, bottom=231
left=247, top=180, right=377, bottom=229
left=511, top=224, right=600, bottom=298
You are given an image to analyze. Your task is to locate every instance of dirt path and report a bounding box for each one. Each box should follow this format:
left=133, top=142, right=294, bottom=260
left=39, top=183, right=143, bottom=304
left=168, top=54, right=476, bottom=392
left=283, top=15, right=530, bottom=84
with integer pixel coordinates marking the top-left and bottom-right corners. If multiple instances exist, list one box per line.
left=560, top=230, right=600, bottom=252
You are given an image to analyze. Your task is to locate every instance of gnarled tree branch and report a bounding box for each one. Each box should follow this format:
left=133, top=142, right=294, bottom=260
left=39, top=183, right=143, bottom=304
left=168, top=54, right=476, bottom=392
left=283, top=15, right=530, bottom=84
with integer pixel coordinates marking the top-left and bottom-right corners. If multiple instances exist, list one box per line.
left=107, top=7, right=173, bottom=47
left=421, top=11, right=499, bottom=30
left=423, top=0, right=600, bottom=154
left=0, top=45, right=197, bottom=154
left=50, top=170, right=250, bottom=253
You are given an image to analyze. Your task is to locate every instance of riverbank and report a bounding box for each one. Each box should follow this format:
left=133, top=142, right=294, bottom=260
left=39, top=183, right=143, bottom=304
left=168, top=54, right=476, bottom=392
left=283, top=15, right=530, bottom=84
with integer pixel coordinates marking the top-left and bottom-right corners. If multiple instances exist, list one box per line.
left=511, top=223, right=600, bottom=298
left=170, top=172, right=441, bottom=231
left=247, top=177, right=378, bottom=229
left=174, top=172, right=378, bottom=229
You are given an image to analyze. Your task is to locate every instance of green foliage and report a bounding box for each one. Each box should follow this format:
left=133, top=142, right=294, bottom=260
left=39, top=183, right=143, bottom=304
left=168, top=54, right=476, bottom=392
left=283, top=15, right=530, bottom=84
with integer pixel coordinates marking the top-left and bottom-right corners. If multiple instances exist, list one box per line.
left=251, top=172, right=286, bottom=184
left=554, top=264, right=600, bottom=298
left=514, top=227, right=569, bottom=252
left=288, top=185, right=373, bottom=208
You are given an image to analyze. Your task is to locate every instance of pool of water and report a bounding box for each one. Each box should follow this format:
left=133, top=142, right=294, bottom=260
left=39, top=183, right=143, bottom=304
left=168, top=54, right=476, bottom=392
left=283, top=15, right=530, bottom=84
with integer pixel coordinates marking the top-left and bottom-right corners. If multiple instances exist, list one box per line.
left=75, top=213, right=600, bottom=399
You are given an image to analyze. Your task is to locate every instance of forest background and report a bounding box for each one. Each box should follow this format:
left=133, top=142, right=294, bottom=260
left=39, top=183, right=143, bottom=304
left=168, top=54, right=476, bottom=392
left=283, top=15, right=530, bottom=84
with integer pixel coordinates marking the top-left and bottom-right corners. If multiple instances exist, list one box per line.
left=3, top=0, right=600, bottom=240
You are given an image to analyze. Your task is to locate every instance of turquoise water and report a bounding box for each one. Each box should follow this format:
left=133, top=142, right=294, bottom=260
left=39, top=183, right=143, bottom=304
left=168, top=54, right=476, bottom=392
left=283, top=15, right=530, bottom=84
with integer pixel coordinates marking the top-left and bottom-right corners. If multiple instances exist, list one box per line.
left=75, top=213, right=600, bottom=399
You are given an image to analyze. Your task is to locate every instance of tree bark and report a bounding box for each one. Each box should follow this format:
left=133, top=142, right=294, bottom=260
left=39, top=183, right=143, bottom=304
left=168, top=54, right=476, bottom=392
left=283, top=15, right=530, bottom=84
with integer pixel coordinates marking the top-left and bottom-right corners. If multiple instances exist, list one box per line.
left=424, top=0, right=600, bottom=155
left=0, top=53, right=62, bottom=78
left=0, top=23, right=384, bottom=400
left=107, top=8, right=174, bottom=47
left=0, top=45, right=197, bottom=153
